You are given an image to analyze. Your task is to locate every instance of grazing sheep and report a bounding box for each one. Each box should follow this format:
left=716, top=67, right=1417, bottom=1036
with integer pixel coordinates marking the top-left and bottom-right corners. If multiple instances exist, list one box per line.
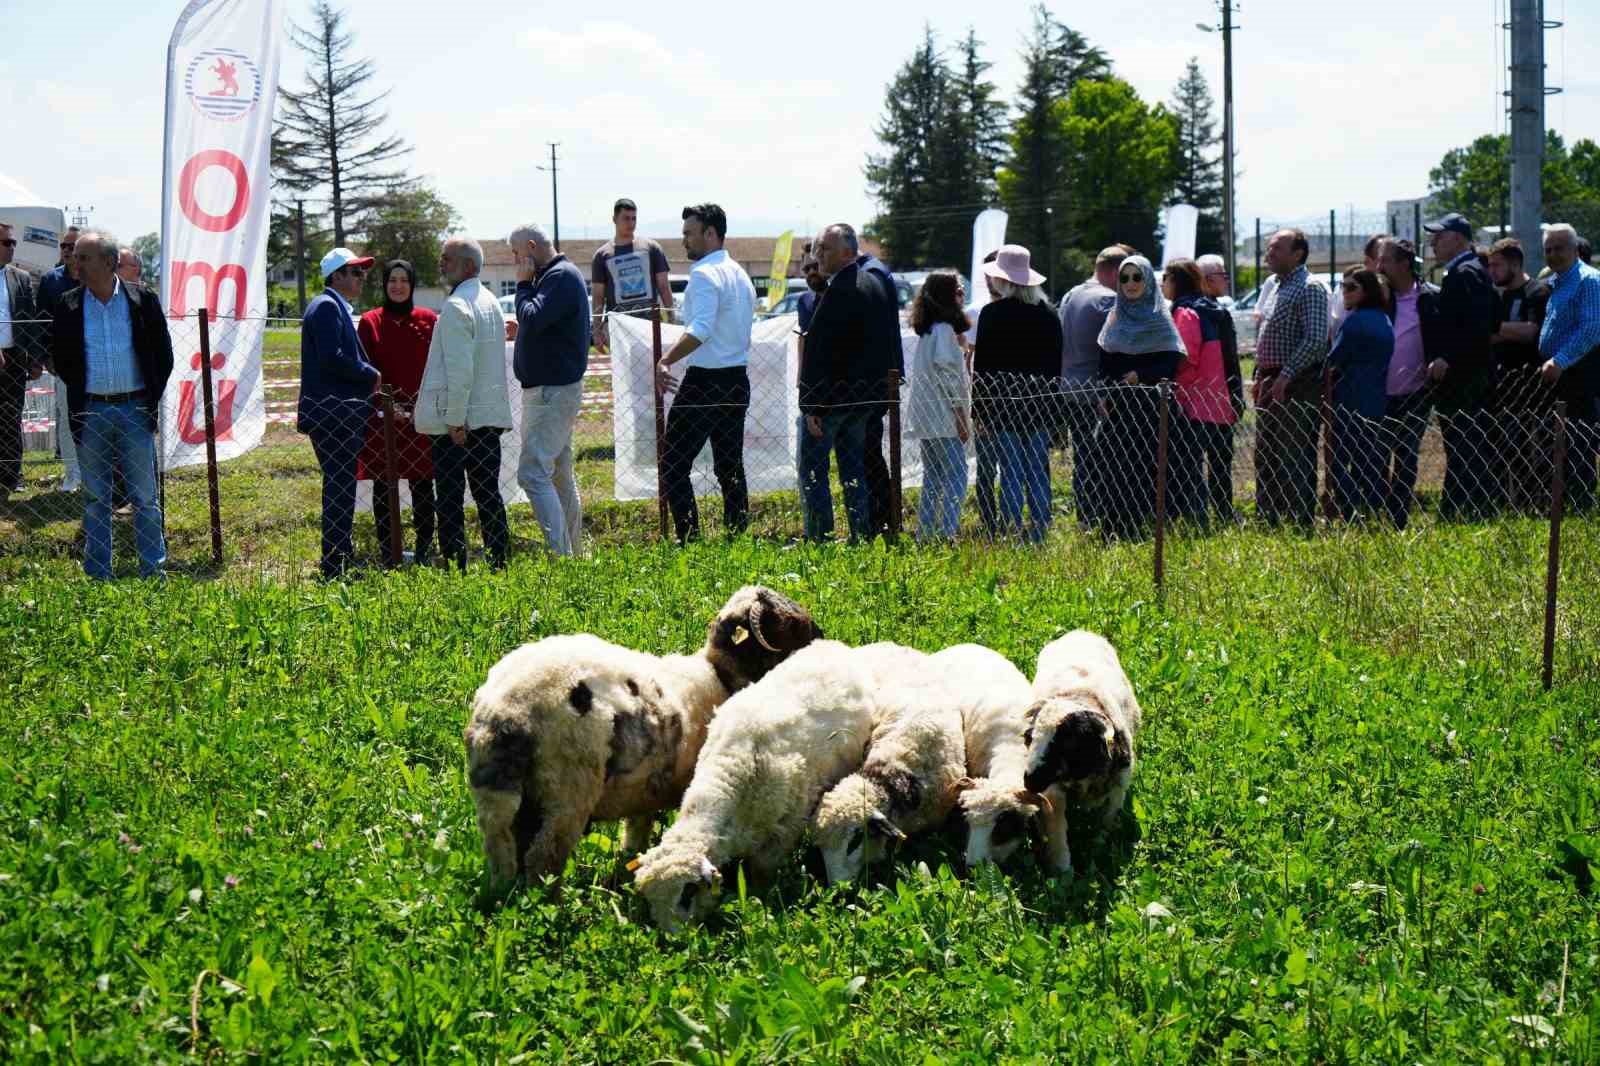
left=464, top=586, right=822, bottom=887
left=938, top=644, right=1052, bottom=869
left=630, top=640, right=877, bottom=931
left=1021, top=629, right=1141, bottom=875
left=811, top=643, right=969, bottom=883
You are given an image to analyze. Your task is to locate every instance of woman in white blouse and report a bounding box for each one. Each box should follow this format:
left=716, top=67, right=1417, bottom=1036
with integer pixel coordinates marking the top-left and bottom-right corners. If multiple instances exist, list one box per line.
left=905, top=270, right=972, bottom=541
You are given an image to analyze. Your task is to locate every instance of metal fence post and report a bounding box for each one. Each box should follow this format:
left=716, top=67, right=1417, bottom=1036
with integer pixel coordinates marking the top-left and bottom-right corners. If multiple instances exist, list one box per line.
left=1320, top=365, right=1337, bottom=523
left=886, top=368, right=902, bottom=541
left=1542, top=401, right=1568, bottom=691
left=1254, top=218, right=1262, bottom=292
left=649, top=305, right=669, bottom=541
left=196, top=307, right=223, bottom=567
left=1329, top=208, right=1337, bottom=284
left=1154, top=382, right=1171, bottom=592
left=380, top=384, right=403, bottom=567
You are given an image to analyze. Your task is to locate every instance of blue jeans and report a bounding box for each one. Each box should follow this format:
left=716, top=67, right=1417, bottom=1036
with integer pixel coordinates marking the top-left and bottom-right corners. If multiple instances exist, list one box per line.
left=80, top=398, right=165, bottom=579
left=995, top=429, right=1051, bottom=543
left=307, top=422, right=364, bottom=578
left=917, top=436, right=966, bottom=541
left=799, top=410, right=870, bottom=541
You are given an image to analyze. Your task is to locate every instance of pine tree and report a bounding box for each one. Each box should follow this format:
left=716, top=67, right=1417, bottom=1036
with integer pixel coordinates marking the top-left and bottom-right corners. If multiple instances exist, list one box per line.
left=865, top=26, right=954, bottom=267
left=273, top=0, right=410, bottom=247
left=1168, top=57, right=1226, bottom=255
left=953, top=29, right=1007, bottom=206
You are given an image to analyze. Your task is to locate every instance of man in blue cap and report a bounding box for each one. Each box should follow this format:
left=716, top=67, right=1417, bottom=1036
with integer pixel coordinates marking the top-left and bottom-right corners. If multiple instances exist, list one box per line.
left=299, top=246, right=380, bottom=578
left=1423, top=213, right=1500, bottom=520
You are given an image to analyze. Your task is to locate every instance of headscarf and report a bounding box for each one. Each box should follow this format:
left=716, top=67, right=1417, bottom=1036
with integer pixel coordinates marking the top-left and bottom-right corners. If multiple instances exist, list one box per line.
left=380, top=258, right=416, bottom=316
left=1097, top=255, right=1183, bottom=355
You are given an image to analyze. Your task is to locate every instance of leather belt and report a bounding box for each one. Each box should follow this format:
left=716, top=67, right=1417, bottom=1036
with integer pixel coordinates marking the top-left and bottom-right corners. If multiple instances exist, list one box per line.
left=86, top=389, right=148, bottom=404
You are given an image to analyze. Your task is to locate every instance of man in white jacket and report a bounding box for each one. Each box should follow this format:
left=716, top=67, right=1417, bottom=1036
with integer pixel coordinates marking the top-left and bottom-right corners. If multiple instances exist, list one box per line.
left=415, top=237, right=514, bottom=569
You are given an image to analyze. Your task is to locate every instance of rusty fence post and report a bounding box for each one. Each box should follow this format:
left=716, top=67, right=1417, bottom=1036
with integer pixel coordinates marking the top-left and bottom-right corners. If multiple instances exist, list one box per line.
left=886, top=369, right=903, bottom=541
left=1542, top=401, right=1568, bottom=692
left=196, top=308, right=223, bottom=567
left=380, top=385, right=403, bottom=567
left=649, top=305, right=670, bottom=541
left=1154, top=382, right=1171, bottom=593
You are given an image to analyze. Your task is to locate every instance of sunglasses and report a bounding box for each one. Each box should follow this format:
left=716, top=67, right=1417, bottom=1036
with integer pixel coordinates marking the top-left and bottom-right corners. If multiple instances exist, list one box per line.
left=0, top=239, right=16, bottom=248
left=60, top=242, right=76, bottom=250
left=1119, top=272, right=1142, bottom=284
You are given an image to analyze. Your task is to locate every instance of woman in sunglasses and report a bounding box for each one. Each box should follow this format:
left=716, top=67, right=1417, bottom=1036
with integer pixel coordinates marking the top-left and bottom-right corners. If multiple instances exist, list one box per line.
left=1096, top=256, right=1184, bottom=540
left=1326, top=267, right=1394, bottom=520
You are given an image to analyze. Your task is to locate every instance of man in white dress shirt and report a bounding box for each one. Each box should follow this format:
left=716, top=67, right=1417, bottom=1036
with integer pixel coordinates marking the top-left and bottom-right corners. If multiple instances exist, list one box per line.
left=654, top=203, right=756, bottom=541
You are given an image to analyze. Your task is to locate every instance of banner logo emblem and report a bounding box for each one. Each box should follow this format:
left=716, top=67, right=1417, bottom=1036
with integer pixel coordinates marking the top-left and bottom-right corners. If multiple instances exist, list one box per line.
left=184, top=48, right=261, bottom=122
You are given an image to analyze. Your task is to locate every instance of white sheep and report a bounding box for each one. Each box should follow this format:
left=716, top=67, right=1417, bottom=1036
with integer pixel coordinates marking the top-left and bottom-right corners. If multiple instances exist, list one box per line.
left=630, top=639, right=878, bottom=931
left=810, top=643, right=969, bottom=884
left=1021, top=629, right=1142, bottom=875
left=463, top=586, right=822, bottom=888
left=937, top=643, right=1053, bottom=869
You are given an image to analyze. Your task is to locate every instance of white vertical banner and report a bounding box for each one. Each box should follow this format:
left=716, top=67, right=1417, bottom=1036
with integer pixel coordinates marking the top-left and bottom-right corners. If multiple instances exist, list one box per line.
left=968, top=209, right=1008, bottom=316
left=159, top=0, right=283, bottom=468
left=1161, top=204, right=1199, bottom=267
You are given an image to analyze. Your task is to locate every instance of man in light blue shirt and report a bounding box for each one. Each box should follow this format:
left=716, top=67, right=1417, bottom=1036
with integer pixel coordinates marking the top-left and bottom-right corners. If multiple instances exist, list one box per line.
left=655, top=203, right=755, bottom=541
left=1539, top=223, right=1600, bottom=511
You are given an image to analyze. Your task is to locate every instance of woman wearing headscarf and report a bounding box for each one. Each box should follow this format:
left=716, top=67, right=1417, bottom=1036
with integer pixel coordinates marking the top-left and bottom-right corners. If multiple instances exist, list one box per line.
left=356, top=260, right=439, bottom=564
left=1096, top=255, right=1184, bottom=540
left=972, top=245, right=1062, bottom=543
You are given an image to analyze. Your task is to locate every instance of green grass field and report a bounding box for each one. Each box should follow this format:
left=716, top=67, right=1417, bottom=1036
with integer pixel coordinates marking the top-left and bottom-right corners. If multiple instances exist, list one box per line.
left=2, top=524, right=1597, bottom=1062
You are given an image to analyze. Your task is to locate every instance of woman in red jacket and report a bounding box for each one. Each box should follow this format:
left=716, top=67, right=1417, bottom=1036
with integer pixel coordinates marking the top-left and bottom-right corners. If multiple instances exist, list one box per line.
left=1163, top=259, right=1239, bottom=528
left=357, top=260, right=438, bottom=565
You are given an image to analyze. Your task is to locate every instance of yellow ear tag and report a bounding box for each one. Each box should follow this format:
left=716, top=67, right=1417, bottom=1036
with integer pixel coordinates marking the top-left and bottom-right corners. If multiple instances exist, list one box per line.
left=625, top=857, right=642, bottom=872
left=731, top=626, right=749, bottom=645
left=1104, top=728, right=1116, bottom=756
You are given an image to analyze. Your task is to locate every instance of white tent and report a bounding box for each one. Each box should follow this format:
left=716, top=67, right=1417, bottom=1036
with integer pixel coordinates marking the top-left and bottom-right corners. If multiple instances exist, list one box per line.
left=0, top=173, right=66, bottom=275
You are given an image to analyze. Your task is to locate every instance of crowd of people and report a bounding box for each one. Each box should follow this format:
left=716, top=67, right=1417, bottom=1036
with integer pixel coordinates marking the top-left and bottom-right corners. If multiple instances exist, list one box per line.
left=2, top=200, right=1598, bottom=580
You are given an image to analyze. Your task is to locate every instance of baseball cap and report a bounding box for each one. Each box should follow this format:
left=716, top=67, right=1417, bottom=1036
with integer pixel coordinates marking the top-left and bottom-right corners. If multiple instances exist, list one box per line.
left=320, top=247, right=375, bottom=279
left=1423, top=213, right=1474, bottom=238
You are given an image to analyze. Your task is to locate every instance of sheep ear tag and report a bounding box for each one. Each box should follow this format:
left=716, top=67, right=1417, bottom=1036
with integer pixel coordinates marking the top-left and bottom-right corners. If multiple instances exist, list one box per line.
left=625, top=857, right=642, bottom=872
left=731, top=626, right=749, bottom=645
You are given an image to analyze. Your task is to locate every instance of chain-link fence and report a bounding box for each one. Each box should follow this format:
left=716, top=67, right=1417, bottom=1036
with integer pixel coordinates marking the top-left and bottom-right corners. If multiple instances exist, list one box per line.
left=3, top=309, right=1595, bottom=587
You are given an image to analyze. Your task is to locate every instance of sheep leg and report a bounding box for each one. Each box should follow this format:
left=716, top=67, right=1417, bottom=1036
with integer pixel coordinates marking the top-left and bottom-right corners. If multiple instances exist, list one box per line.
left=1098, top=770, right=1131, bottom=830
left=522, top=807, right=590, bottom=886
left=1038, top=788, right=1073, bottom=876
left=471, top=788, right=524, bottom=886
left=619, top=813, right=656, bottom=858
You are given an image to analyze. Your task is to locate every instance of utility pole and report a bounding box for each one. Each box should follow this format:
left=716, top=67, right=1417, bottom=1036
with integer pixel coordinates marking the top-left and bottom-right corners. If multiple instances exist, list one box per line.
left=1508, top=0, right=1549, bottom=275
left=1198, top=3, right=1238, bottom=297
left=65, top=204, right=94, bottom=229
left=539, top=143, right=562, bottom=252
left=294, top=199, right=308, bottom=316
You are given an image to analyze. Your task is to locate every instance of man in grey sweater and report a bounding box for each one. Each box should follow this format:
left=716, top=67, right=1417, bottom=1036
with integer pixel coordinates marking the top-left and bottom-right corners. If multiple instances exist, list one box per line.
left=1056, top=245, right=1126, bottom=528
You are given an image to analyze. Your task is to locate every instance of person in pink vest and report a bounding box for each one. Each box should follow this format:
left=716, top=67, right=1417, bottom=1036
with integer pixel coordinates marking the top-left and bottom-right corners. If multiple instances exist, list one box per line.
left=1163, top=259, right=1239, bottom=527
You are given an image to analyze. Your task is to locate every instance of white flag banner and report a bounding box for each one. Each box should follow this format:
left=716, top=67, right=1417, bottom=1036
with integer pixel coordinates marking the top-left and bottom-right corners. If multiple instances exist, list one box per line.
left=159, top=0, right=283, bottom=468
left=1161, top=204, right=1199, bottom=267
left=969, top=208, right=1008, bottom=315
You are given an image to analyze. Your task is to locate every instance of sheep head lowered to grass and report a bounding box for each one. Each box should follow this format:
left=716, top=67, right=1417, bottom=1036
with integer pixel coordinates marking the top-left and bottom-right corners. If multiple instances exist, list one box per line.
left=464, top=586, right=822, bottom=889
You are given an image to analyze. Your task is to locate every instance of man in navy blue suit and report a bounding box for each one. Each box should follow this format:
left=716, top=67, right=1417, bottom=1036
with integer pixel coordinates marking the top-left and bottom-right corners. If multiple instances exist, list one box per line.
left=299, top=247, right=379, bottom=578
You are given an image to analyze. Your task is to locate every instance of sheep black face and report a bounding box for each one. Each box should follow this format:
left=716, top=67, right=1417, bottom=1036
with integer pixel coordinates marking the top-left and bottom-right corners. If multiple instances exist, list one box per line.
left=1022, top=697, right=1130, bottom=796
left=631, top=850, right=723, bottom=932
left=705, top=586, right=822, bottom=692
left=951, top=778, right=1049, bottom=868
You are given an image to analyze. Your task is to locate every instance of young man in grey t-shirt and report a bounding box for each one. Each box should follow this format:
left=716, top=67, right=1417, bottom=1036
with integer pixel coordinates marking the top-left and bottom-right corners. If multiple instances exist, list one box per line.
left=591, top=197, right=674, bottom=353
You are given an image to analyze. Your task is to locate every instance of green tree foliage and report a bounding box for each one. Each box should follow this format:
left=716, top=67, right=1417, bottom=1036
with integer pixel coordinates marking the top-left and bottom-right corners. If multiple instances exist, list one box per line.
left=273, top=0, right=411, bottom=247
left=864, top=27, right=954, bottom=268
left=1058, top=80, right=1180, bottom=260
left=1426, top=132, right=1598, bottom=228
left=130, top=233, right=161, bottom=290
left=358, top=184, right=461, bottom=301
left=1169, top=57, right=1225, bottom=255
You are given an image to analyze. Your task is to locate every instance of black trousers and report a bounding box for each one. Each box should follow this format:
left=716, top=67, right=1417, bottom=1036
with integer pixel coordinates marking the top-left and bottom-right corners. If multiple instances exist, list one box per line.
left=1382, top=389, right=1432, bottom=528
left=1174, top=415, right=1235, bottom=526
left=371, top=477, right=436, bottom=565
left=1097, top=385, right=1162, bottom=540
left=662, top=366, right=749, bottom=541
left=0, top=358, right=24, bottom=491
left=1438, top=405, right=1501, bottom=521
left=432, top=429, right=508, bottom=569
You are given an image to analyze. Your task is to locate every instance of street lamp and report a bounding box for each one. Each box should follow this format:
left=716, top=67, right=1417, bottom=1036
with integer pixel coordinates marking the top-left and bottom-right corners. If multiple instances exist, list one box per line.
left=1196, top=4, right=1238, bottom=298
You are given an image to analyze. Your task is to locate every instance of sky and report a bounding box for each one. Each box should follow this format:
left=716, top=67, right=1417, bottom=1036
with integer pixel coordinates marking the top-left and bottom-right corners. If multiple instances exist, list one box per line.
left=3, top=0, right=1598, bottom=249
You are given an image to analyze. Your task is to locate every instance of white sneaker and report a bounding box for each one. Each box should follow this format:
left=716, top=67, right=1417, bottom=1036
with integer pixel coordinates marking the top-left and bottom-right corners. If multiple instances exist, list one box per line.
left=60, top=474, right=81, bottom=493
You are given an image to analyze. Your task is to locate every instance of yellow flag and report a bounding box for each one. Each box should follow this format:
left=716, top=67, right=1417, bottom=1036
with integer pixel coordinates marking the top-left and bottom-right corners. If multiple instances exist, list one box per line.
left=765, top=230, right=794, bottom=312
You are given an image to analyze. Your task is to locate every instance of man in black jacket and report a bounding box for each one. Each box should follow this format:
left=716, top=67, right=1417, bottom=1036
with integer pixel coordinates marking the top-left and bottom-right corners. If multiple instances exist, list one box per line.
left=51, top=231, right=174, bottom=578
left=856, top=249, right=902, bottom=536
left=797, top=223, right=893, bottom=541
left=1424, top=214, right=1502, bottom=520
left=0, top=221, right=39, bottom=498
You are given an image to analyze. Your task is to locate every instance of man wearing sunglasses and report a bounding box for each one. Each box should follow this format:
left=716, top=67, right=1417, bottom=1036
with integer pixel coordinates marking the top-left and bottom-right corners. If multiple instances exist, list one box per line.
left=37, top=226, right=85, bottom=492
left=298, top=246, right=381, bottom=578
left=0, top=221, right=40, bottom=499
